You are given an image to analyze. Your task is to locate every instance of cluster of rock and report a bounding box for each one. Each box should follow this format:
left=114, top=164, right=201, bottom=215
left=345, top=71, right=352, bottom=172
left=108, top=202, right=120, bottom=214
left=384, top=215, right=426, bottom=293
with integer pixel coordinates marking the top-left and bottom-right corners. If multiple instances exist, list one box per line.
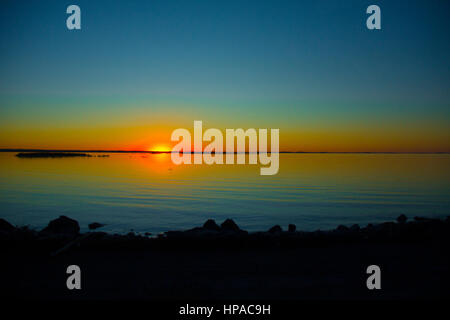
left=165, top=218, right=247, bottom=238
left=1, top=214, right=449, bottom=254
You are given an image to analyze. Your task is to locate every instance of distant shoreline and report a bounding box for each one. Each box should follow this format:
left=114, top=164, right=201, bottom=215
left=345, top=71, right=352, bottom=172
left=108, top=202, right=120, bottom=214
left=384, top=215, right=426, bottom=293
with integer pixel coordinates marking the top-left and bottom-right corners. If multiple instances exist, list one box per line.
left=15, top=152, right=93, bottom=158
left=1, top=149, right=449, bottom=154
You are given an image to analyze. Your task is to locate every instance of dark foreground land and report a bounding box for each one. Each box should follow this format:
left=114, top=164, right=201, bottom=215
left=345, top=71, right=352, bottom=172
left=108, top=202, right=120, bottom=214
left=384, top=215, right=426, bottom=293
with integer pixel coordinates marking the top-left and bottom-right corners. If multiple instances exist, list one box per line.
left=0, top=215, right=449, bottom=300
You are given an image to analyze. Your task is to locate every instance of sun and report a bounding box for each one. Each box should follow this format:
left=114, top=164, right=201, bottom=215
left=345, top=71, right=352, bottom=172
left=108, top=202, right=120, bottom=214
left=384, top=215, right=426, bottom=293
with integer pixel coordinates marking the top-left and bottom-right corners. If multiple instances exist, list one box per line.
left=148, top=144, right=171, bottom=152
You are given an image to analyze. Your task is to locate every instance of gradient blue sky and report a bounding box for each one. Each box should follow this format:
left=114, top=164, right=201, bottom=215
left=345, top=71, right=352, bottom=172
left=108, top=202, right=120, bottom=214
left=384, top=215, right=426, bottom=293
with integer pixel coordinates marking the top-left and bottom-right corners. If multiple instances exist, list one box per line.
left=0, top=0, right=449, bottom=151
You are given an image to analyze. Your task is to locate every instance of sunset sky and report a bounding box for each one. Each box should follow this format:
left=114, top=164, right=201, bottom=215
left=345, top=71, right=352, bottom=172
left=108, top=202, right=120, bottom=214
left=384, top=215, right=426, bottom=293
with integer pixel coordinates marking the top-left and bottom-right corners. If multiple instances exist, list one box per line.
left=0, top=0, right=449, bottom=152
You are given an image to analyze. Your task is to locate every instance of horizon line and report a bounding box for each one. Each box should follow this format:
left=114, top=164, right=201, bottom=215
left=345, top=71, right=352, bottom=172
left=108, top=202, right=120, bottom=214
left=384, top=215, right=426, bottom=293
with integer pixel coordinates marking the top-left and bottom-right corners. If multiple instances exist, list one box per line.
left=1, top=148, right=449, bottom=154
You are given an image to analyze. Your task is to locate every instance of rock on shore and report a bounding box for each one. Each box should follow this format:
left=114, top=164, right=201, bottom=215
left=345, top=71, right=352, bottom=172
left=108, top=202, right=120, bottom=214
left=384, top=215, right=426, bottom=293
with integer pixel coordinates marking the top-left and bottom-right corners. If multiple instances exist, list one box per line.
left=0, top=215, right=449, bottom=253
left=40, top=215, right=80, bottom=236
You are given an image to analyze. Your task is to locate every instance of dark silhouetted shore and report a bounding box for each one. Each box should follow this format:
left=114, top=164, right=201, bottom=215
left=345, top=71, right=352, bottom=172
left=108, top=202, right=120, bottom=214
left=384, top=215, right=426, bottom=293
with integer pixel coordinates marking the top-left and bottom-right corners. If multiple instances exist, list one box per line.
left=0, top=215, right=449, bottom=300
left=15, top=152, right=92, bottom=158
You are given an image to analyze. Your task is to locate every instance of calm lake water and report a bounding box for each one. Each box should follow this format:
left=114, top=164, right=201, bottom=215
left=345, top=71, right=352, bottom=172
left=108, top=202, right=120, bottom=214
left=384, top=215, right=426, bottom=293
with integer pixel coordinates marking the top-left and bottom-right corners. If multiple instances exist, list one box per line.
left=0, top=152, right=449, bottom=234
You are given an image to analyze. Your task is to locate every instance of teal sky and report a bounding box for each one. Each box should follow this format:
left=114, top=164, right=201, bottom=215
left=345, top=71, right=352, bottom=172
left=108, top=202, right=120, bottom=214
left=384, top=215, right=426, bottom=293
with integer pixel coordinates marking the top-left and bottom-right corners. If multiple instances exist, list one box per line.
left=0, top=0, right=449, bottom=151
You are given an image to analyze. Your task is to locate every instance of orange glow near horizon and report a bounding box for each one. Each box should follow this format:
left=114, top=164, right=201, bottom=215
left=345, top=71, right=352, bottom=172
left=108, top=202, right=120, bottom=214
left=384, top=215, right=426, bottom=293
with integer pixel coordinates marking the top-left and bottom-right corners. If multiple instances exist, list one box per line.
left=148, top=144, right=172, bottom=152
left=0, top=121, right=449, bottom=153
